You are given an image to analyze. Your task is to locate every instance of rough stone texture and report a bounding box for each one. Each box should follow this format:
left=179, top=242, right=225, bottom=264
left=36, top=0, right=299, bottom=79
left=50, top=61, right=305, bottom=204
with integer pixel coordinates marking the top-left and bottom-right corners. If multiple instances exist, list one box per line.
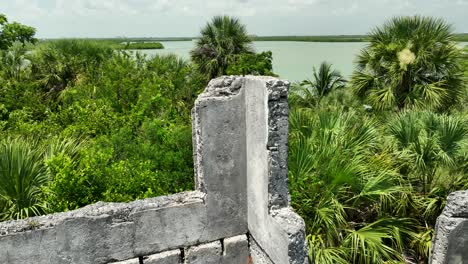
left=192, top=76, right=248, bottom=241
left=244, top=76, right=309, bottom=264
left=0, top=192, right=205, bottom=264
left=145, top=250, right=181, bottom=264
left=108, top=236, right=247, bottom=264
left=431, top=191, right=468, bottom=264
left=0, top=76, right=307, bottom=264
left=223, top=235, right=250, bottom=264
left=0, top=191, right=204, bottom=236
left=440, top=191, right=468, bottom=218
left=249, top=237, right=274, bottom=264
left=185, top=240, right=222, bottom=264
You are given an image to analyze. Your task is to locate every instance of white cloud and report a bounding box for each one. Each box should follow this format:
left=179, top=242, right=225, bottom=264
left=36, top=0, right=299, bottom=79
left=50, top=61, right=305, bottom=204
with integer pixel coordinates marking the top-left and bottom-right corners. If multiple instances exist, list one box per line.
left=2, top=0, right=46, bottom=22
left=52, top=0, right=141, bottom=16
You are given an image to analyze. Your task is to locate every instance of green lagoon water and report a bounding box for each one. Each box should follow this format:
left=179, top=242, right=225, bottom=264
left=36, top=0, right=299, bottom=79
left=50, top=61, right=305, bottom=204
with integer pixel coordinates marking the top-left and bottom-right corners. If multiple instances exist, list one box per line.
left=139, top=41, right=468, bottom=82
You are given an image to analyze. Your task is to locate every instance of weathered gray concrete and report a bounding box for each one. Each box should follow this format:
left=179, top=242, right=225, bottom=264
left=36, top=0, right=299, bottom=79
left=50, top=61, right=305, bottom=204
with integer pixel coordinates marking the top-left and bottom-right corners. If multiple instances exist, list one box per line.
left=108, top=236, right=248, bottom=264
left=0, top=192, right=205, bottom=264
left=183, top=235, right=249, bottom=264
left=0, top=76, right=307, bottom=264
left=145, top=250, right=181, bottom=264
left=185, top=240, right=222, bottom=264
left=191, top=76, right=248, bottom=241
left=223, top=235, right=250, bottom=264
left=250, top=237, right=274, bottom=264
left=431, top=191, right=468, bottom=264
left=244, top=77, right=309, bottom=264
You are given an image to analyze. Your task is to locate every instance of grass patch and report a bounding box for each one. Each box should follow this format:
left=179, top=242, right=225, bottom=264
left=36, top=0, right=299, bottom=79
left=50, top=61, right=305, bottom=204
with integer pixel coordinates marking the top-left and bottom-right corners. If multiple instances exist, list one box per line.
left=117, top=42, right=164, bottom=50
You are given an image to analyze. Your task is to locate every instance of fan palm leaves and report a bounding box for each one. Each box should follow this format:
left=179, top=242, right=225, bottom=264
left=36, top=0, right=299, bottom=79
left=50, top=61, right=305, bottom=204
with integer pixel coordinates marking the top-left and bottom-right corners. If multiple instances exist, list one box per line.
left=342, top=218, right=415, bottom=264
left=308, top=235, right=349, bottom=264
left=387, top=110, right=467, bottom=194
left=293, top=62, right=346, bottom=107
left=289, top=108, right=413, bottom=262
left=351, top=16, right=464, bottom=110
left=28, top=39, right=113, bottom=95
left=0, top=138, right=48, bottom=220
left=0, top=44, right=29, bottom=82
left=287, top=106, right=459, bottom=262
left=191, top=16, right=253, bottom=78
left=0, top=137, right=82, bottom=220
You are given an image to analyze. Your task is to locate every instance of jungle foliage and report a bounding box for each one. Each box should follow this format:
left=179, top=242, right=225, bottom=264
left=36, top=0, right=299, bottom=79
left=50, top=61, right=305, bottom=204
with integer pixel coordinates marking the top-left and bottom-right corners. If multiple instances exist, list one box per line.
left=190, top=15, right=274, bottom=78
left=351, top=16, right=464, bottom=111
left=0, top=36, right=205, bottom=216
left=289, top=16, right=467, bottom=264
left=0, top=14, right=36, bottom=50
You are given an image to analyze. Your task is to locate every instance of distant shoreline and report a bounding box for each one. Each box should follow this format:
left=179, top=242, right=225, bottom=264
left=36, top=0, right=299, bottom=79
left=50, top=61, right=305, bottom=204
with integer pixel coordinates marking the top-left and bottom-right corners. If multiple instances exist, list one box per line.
left=41, top=33, right=468, bottom=43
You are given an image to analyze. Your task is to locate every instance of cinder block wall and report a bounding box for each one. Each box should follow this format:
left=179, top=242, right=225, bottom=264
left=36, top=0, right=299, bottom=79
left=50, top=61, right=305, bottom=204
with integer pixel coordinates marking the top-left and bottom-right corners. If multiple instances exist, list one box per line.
left=0, top=76, right=308, bottom=264
left=431, top=191, right=468, bottom=264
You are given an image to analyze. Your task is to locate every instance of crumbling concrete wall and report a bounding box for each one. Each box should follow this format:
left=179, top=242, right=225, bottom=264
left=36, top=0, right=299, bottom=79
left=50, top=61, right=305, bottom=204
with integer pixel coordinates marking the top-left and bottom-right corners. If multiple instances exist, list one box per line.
left=431, top=191, right=468, bottom=264
left=0, top=76, right=307, bottom=264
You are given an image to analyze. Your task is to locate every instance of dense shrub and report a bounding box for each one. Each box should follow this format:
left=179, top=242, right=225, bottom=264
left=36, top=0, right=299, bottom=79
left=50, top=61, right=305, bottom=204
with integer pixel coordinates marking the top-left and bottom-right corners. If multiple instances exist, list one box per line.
left=0, top=40, right=204, bottom=215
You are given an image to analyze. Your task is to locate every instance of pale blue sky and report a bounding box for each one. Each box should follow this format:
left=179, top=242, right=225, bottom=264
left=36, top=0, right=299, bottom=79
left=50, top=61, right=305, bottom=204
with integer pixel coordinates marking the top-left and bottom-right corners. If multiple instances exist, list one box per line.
left=1, top=0, right=467, bottom=38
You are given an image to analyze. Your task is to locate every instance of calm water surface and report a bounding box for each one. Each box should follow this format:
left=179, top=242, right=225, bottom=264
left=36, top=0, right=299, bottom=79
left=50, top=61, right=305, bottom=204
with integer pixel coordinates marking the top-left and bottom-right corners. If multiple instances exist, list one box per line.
left=139, top=41, right=468, bottom=82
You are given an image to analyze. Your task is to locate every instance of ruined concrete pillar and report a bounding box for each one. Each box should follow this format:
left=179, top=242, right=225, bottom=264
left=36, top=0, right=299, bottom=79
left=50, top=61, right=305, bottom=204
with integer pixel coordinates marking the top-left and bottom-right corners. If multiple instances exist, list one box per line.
left=193, top=76, right=308, bottom=264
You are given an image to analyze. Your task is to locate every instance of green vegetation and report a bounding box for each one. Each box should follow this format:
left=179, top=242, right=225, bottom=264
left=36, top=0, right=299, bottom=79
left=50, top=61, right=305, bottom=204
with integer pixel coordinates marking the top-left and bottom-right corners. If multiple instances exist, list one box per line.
left=289, top=105, right=467, bottom=263
left=38, top=33, right=468, bottom=45
left=289, top=16, right=468, bottom=263
left=0, top=14, right=36, bottom=50
left=292, top=62, right=346, bottom=107
left=117, top=42, right=164, bottom=50
left=191, top=15, right=254, bottom=78
left=0, top=12, right=467, bottom=264
left=226, top=51, right=275, bottom=76
left=463, top=46, right=468, bottom=76
left=40, top=39, right=164, bottom=50
left=351, top=16, right=464, bottom=111
left=454, top=33, right=468, bottom=42
left=0, top=138, right=48, bottom=220
left=0, top=35, right=204, bottom=216
left=190, top=16, right=275, bottom=78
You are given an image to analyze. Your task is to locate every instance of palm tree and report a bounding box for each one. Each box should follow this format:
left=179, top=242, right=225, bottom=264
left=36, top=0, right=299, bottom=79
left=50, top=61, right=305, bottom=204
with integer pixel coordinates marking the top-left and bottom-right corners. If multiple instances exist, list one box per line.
left=293, top=62, right=346, bottom=107
left=0, top=137, right=82, bottom=221
left=351, top=16, right=464, bottom=111
left=190, top=16, right=253, bottom=78
left=28, top=39, right=112, bottom=95
left=0, top=44, right=29, bottom=82
left=287, top=107, right=454, bottom=262
left=0, top=138, right=48, bottom=220
left=387, top=110, right=467, bottom=195
left=288, top=108, right=417, bottom=263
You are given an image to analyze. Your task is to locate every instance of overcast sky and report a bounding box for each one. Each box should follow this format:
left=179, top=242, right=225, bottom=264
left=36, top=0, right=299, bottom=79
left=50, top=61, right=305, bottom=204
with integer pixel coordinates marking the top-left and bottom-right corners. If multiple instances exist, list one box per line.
left=1, top=0, right=467, bottom=38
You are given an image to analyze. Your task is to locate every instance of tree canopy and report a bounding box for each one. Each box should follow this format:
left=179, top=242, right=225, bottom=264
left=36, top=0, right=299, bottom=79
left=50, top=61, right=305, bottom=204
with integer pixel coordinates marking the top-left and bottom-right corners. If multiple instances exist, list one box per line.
left=0, top=14, right=36, bottom=50
left=351, top=16, right=464, bottom=111
left=190, top=15, right=253, bottom=78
